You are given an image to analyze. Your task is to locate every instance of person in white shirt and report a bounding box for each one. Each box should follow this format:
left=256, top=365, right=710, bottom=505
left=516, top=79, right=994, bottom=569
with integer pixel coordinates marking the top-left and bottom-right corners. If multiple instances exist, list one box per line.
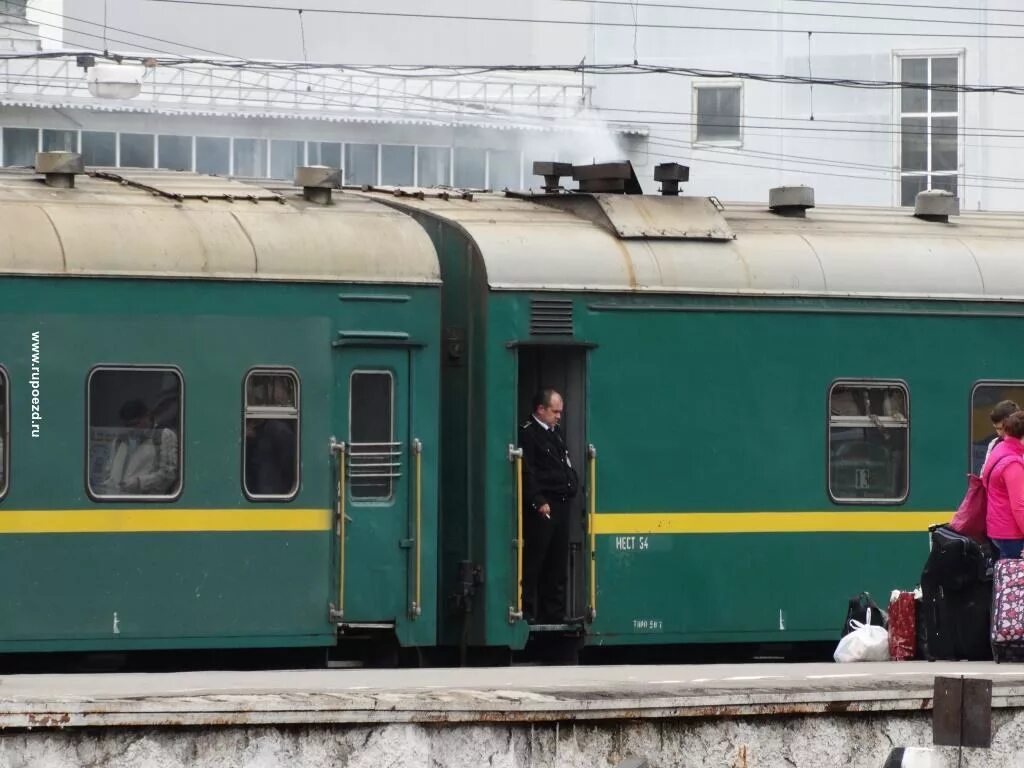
left=101, top=399, right=178, bottom=496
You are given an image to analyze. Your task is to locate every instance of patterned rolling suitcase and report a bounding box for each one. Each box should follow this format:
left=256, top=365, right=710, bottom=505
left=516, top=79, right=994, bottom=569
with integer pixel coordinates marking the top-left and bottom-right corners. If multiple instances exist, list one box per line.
left=991, top=558, right=1024, bottom=662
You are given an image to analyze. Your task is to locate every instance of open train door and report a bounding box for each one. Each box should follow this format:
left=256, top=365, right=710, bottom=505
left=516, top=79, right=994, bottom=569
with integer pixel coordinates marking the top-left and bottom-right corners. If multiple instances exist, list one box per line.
left=514, top=344, right=591, bottom=631
left=330, top=347, right=417, bottom=629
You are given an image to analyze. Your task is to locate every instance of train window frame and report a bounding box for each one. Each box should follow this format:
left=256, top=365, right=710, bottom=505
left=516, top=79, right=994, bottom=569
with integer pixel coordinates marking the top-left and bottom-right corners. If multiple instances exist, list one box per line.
left=242, top=367, right=301, bottom=502
left=826, top=379, right=910, bottom=505
left=0, top=366, right=8, bottom=500
left=968, top=380, right=1024, bottom=476
left=348, top=369, right=398, bottom=503
left=85, top=365, right=184, bottom=503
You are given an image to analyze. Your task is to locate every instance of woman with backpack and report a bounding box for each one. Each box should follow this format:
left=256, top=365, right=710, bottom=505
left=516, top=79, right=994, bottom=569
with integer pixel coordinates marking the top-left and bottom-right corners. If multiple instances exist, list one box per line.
left=985, top=410, right=1024, bottom=559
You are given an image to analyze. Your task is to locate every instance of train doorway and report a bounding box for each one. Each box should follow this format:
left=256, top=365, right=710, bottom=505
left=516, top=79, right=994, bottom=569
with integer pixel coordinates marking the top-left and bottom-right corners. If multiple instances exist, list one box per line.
left=515, top=345, right=588, bottom=625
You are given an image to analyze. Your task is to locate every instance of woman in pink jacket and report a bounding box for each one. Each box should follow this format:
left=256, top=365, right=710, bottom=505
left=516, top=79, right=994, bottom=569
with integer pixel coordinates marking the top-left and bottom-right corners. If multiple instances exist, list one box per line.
left=985, top=411, right=1024, bottom=559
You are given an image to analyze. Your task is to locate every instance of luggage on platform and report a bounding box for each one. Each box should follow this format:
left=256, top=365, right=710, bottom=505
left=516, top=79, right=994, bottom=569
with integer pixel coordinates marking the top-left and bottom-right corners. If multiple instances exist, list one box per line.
left=841, top=592, right=886, bottom=638
left=918, top=524, right=995, bottom=661
left=991, top=558, right=1024, bottom=663
left=887, top=591, right=916, bottom=661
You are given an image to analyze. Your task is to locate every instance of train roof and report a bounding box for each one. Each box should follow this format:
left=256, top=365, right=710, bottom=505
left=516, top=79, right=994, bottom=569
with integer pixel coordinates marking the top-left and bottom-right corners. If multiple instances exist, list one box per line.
left=363, top=188, right=1024, bottom=301
left=0, top=168, right=439, bottom=285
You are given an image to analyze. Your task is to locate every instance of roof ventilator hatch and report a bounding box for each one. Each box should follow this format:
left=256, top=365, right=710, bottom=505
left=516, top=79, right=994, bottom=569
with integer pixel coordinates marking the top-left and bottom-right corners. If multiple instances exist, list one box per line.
left=36, top=151, right=83, bottom=189
left=768, top=186, right=815, bottom=218
left=914, top=189, right=959, bottom=223
left=572, top=161, right=644, bottom=194
left=296, top=165, right=341, bottom=205
left=654, top=163, right=689, bottom=196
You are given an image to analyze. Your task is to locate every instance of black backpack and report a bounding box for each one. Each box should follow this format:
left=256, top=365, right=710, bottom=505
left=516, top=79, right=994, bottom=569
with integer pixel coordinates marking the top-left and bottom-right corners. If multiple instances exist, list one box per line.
left=841, top=591, right=887, bottom=637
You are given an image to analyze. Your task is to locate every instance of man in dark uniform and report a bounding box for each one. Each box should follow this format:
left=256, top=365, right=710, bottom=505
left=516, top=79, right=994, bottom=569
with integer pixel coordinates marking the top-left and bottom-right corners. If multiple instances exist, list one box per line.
left=519, top=388, right=578, bottom=623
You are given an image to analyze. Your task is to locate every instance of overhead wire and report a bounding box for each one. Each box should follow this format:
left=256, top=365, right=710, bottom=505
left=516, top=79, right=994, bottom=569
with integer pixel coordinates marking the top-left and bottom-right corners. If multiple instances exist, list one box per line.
left=559, top=0, right=1024, bottom=30
left=138, top=0, right=1024, bottom=41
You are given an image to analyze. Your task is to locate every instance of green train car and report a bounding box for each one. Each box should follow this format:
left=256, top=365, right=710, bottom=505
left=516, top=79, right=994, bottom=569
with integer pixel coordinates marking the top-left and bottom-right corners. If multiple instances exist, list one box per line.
left=2, top=152, right=1016, bottom=664
left=371, top=172, right=1018, bottom=656
left=0, top=161, right=440, bottom=655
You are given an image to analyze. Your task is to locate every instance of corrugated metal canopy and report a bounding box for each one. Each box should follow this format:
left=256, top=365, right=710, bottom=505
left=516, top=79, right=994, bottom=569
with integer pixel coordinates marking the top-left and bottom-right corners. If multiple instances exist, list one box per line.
left=0, top=168, right=439, bottom=284
left=363, top=190, right=1024, bottom=301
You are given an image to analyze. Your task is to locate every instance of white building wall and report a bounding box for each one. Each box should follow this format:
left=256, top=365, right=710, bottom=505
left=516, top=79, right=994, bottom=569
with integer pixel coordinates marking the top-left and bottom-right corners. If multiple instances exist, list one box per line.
left=26, top=0, right=62, bottom=49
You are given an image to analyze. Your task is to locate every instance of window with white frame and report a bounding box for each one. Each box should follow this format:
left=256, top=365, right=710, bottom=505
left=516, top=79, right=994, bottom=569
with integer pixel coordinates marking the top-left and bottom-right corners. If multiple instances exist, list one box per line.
left=899, top=55, right=959, bottom=206
left=693, top=83, right=741, bottom=144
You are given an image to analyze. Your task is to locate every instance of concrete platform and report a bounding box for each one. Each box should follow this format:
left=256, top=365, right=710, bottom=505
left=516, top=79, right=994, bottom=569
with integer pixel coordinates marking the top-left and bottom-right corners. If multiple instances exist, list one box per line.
left=2, top=661, right=1022, bottom=728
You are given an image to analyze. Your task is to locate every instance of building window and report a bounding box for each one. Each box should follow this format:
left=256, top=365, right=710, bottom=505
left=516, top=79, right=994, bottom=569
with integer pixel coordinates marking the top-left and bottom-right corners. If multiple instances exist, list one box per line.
left=158, top=135, right=193, bottom=171
left=234, top=138, right=267, bottom=177
left=42, top=129, right=76, bottom=153
left=454, top=147, right=486, bottom=189
left=828, top=381, right=909, bottom=504
left=345, top=143, right=378, bottom=185
left=196, top=137, right=230, bottom=175
left=2, top=128, right=37, bottom=166
left=381, top=144, right=414, bottom=186
left=488, top=150, right=521, bottom=191
left=970, top=383, right=1024, bottom=475
left=308, top=141, right=341, bottom=169
left=417, top=146, right=451, bottom=187
left=88, top=367, right=182, bottom=500
left=270, top=139, right=304, bottom=180
left=0, top=367, right=7, bottom=499
left=693, top=83, right=742, bottom=143
left=243, top=369, right=299, bottom=500
left=120, top=133, right=155, bottom=168
left=900, top=55, right=959, bottom=206
left=82, top=131, right=115, bottom=166
left=349, top=371, right=397, bottom=500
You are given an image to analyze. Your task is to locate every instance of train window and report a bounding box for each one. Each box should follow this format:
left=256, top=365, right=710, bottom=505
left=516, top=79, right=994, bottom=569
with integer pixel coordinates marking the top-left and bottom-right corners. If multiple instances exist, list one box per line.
left=243, top=370, right=300, bottom=500
left=87, top=367, right=182, bottom=501
left=970, top=382, right=1024, bottom=475
left=349, top=371, right=397, bottom=501
left=0, top=368, right=7, bottom=499
left=828, top=381, right=909, bottom=504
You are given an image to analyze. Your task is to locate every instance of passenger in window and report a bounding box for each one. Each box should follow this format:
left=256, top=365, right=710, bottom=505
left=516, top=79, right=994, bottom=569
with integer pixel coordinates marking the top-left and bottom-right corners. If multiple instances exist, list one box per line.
left=245, top=418, right=296, bottom=496
left=981, top=400, right=1020, bottom=474
left=984, top=411, right=1024, bottom=560
left=100, top=399, right=179, bottom=496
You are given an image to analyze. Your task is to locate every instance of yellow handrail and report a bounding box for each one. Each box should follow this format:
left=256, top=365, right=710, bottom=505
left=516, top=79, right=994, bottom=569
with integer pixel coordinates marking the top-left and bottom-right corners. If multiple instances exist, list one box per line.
left=411, top=438, right=423, bottom=618
left=331, top=439, right=347, bottom=621
left=508, top=444, right=524, bottom=623
left=588, top=443, right=597, bottom=622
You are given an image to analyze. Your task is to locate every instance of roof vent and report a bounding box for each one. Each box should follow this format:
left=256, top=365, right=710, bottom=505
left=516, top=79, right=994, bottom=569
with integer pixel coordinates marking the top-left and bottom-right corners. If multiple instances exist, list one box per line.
left=914, top=189, right=959, bottom=222
left=532, top=161, right=573, bottom=193
left=572, top=161, right=643, bottom=194
left=530, top=298, right=574, bottom=336
left=653, top=163, right=689, bottom=196
left=295, top=165, right=341, bottom=205
left=35, top=151, right=83, bottom=189
left=768, top=185, right=815, bottom=217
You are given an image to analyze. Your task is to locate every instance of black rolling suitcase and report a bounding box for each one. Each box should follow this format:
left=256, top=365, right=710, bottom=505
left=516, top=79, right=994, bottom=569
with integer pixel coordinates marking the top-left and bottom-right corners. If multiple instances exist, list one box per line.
left=918, top=524, right=995, bottom=660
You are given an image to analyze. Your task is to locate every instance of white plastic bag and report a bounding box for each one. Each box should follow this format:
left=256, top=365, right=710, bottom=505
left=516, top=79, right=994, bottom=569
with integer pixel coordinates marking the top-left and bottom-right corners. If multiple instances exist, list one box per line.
left=834, top=609, right=891, bottom=663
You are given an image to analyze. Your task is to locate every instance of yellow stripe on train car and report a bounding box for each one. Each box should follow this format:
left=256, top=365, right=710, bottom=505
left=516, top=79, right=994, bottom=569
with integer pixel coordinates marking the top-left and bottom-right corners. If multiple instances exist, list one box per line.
left=593, top=511, right=949, bottom=535
left=0, top=508, right=333, bottom=534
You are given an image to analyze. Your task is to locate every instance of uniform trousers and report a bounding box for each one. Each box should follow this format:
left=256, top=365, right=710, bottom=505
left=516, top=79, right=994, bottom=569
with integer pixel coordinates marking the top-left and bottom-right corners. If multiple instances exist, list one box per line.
left=522, top=498, right=570, bottom=623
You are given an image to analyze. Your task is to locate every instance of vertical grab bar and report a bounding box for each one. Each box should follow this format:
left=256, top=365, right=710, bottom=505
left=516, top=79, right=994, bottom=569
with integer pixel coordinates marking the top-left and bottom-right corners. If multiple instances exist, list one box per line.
left=587, top=443, right=597, bottom=622
left=410, top=438, right=423, bottom=618
left=329, top=438, right=347, bottom=622
left=508, top=444, right=524, bottom=623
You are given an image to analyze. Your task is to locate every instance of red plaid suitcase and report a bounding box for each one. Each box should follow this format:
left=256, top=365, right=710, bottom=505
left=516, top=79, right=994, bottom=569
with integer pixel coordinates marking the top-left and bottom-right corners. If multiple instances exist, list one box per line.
left=991, top=559, right=1024, bottom=662
left=888, top=591, right=916, bottom=661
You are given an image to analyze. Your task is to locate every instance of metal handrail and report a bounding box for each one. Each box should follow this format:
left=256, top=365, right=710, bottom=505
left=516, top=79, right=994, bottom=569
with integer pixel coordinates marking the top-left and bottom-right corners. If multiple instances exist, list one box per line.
left=329, top=438, right=347, bottom=621
left=587, top=443, right=598, bottom=622
left=410, top=438, right=423, bottom=619
left=508, top=444, right=525, bottom=624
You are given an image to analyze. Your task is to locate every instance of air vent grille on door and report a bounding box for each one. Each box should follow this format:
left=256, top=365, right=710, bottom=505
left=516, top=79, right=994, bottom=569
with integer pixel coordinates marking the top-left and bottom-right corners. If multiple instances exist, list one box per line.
left=530, top=299, right=574, bottom=336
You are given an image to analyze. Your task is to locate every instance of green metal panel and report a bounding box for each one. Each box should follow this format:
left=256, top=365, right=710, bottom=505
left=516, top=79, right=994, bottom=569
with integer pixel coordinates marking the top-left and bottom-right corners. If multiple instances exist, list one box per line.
left=0, top=275, right=439, bottom=651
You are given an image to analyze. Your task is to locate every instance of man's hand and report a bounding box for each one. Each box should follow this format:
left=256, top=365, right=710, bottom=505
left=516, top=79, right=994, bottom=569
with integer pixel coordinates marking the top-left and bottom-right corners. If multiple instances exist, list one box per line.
left=538, top=503, right=551, bottom=519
